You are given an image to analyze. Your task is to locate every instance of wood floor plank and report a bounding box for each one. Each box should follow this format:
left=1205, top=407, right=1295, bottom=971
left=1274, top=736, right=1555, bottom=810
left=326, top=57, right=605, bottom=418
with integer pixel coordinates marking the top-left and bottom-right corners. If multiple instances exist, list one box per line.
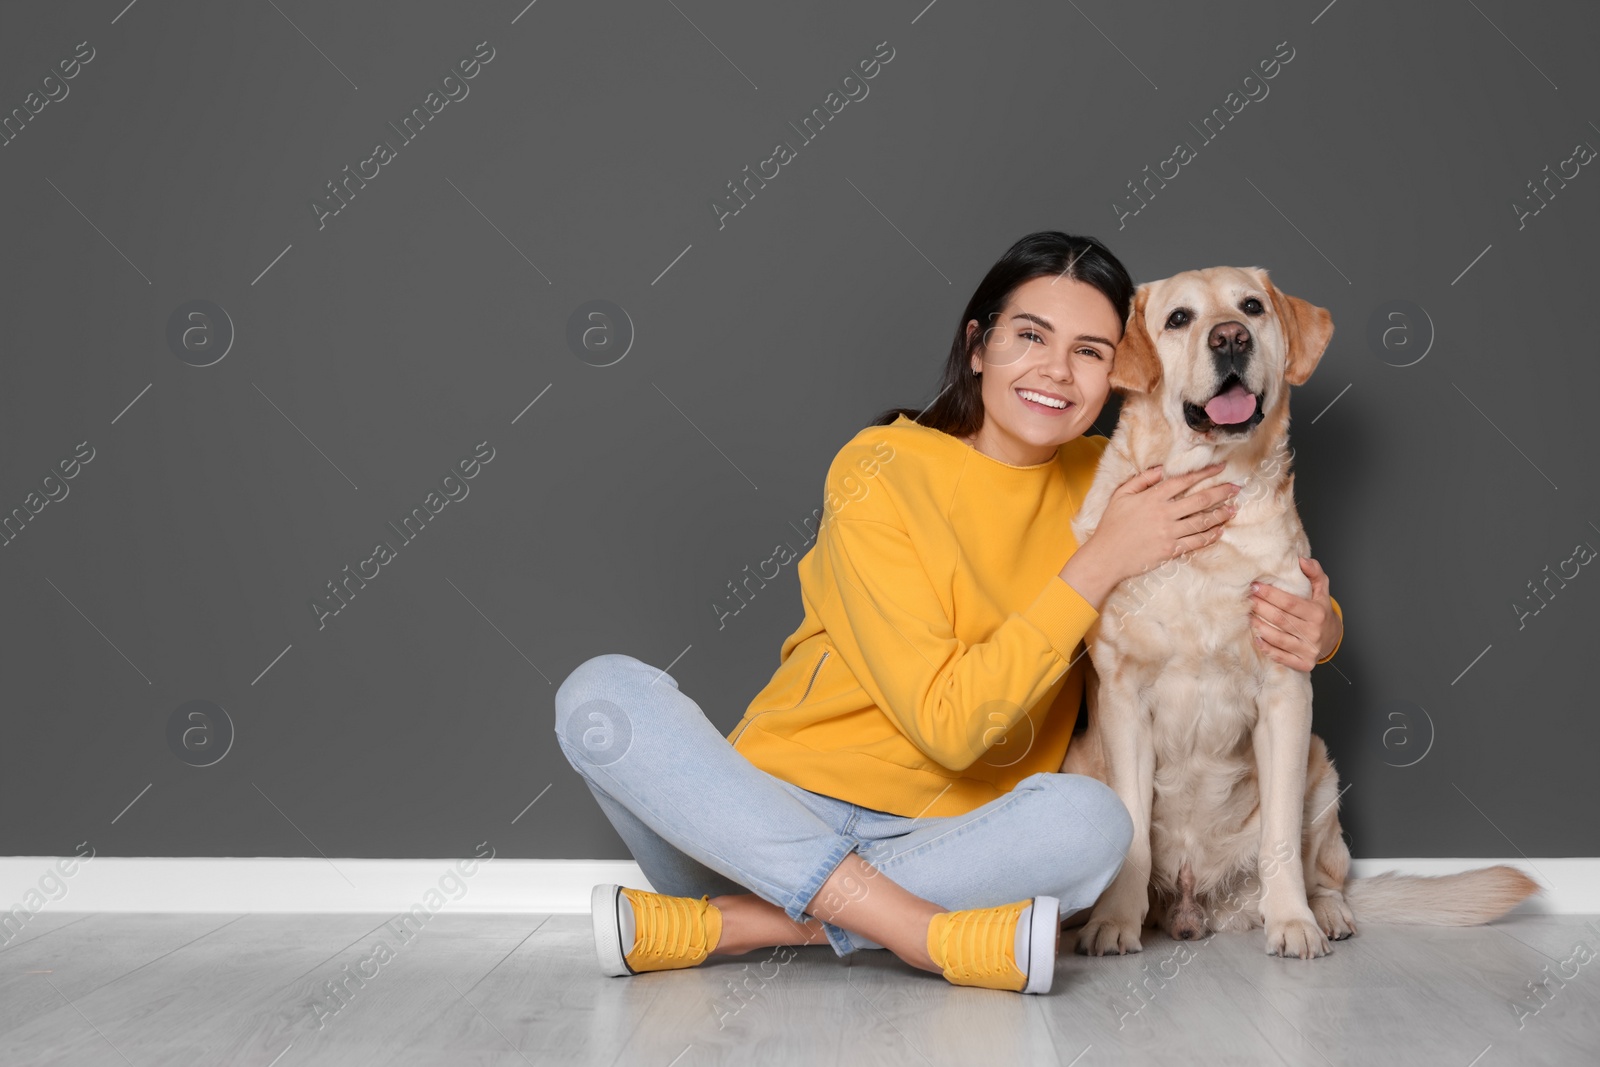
left=0, top=913, right=254, bottom=1040
left=1491, top=914, right=1600, bottom=963
left=840, top=942, right=1067, bottom=1065
left=3, top=911, right=1595, bottom=1065
left=366, top=912, right=556, bottom=939
left=469, top=916, right=934, bottom=1067
left=400, top=914, right=653, bottom=1065
left=1203, top=920, right=1600, bottom=1067
left=0, top=914, right=404, bottom=1066
left=0, top=911, right=98, bottom=956
left=280, top=933, right=538, bottom=1065
left=225, top=912, right=548, bottom=1065
left=1056, top=925, right=1294, bottom=1066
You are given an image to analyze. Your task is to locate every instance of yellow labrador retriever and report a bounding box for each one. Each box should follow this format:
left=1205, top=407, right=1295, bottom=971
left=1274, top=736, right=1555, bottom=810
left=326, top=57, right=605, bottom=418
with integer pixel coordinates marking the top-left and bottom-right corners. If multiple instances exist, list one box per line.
left=1061, top=267, right=1539, bottom=959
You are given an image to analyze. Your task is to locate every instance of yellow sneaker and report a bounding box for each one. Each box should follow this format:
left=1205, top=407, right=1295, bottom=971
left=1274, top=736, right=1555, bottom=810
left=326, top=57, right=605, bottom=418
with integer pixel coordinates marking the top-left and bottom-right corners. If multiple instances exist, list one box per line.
left=591, top=884, right=724, bottom=977
left=926, top=895, right=1060, bottom=994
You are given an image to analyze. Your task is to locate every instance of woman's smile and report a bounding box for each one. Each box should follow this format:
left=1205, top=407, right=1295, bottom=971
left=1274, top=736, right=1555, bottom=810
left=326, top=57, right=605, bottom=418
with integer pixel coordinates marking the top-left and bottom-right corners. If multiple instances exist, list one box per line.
left=1015, top=386, right=1076, bottom=417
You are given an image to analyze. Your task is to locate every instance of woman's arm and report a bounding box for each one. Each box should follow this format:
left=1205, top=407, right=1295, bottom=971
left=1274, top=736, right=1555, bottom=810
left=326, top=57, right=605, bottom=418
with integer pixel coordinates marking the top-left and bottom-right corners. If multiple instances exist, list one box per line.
left=1247, top=555, right=1343, bottom=671
left=814, top=515, right=1102, bottom=773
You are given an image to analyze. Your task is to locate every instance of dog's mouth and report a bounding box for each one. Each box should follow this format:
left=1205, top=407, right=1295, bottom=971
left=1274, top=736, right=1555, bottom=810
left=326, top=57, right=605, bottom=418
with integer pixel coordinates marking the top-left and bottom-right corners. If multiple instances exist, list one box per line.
left=1184, top=373, right=1265, bottom=435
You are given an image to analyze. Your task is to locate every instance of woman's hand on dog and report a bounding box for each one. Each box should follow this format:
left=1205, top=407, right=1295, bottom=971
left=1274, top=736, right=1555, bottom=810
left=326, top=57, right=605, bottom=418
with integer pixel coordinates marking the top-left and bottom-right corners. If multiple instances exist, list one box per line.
left=1099, top=460, right=1241, bottom=579
left=1063, top=461, right=1241, bottom=609
left=1248, top=556, right=1342, bottom=672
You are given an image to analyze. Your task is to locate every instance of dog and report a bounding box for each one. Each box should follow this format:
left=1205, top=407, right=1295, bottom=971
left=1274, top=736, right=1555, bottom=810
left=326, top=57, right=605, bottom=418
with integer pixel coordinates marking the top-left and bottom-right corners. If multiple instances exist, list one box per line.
left=1058, top=267, right=1540, bottom=959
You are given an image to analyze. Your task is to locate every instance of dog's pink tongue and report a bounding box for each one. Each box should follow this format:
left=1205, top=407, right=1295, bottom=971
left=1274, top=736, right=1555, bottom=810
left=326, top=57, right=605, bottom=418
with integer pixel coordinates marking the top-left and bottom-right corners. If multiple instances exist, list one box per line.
left=1204, top=382, right=1257, bottom=425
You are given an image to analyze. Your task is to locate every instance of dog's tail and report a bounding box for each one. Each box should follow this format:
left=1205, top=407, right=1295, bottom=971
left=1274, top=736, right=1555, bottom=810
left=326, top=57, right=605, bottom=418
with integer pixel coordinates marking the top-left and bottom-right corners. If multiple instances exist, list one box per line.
left=1344, top=866, right=1541, bottom=925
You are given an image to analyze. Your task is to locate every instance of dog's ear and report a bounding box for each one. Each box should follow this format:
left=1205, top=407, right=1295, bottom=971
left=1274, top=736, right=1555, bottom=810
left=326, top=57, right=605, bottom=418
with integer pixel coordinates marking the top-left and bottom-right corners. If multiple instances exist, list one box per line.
left=1264, top=275, right=1334, bottom=386
left=1109, top=285, right=1161, bottom=394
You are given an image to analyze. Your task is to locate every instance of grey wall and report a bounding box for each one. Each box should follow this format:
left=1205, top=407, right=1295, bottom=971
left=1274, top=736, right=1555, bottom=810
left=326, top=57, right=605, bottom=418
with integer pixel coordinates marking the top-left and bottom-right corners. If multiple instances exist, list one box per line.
left=2, top=0, right=1594, bottom=864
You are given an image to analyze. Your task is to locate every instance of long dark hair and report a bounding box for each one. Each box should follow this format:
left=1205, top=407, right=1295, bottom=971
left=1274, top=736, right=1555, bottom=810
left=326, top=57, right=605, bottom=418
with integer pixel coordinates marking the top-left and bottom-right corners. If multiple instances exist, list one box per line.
left=871, top=231, right=1135, bottom=436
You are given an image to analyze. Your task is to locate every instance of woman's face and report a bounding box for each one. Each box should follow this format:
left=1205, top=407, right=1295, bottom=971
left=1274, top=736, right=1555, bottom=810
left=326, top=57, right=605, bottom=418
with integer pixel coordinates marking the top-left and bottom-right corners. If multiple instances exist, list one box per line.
left=962, top=275, right=1123, bottom=466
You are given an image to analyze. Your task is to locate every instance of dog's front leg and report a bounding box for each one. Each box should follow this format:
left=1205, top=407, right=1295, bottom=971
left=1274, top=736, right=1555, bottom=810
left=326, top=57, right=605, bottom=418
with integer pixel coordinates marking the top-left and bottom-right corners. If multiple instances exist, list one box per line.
left=1076, top=664, right=1155, bottom=956
left=1251, top=674, right=1330, bottom=959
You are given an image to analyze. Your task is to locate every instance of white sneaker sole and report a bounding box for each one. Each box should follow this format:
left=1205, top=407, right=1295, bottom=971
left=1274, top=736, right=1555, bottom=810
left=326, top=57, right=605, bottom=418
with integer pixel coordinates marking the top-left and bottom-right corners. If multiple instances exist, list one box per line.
left=591, top=883, right=634, bottom=977
left=1020, top=895, right=1060, bottom=995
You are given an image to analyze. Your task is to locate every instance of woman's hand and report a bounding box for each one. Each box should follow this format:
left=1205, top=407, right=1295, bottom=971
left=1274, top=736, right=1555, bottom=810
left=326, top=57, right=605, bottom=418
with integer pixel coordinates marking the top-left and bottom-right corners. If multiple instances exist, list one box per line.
left=1248, top=556, right=1341, bottom=671
left=1095, top=461, right=1242, bottom=581
left=1062, top=461, right=1242, bottom=609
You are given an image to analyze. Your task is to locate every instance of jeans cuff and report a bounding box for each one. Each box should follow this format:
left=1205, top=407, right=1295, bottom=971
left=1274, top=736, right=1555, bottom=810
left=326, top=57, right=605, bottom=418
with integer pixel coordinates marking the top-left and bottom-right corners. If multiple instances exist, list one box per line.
left=820, top=919, right=855, bottom=957
left=784, top=834, right=858, bottom=927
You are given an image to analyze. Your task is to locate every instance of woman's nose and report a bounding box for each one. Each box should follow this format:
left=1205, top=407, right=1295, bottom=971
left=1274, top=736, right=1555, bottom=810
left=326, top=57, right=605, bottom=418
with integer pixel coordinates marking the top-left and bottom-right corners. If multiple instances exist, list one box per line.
left=1046, top=349, right=1074, bottom=382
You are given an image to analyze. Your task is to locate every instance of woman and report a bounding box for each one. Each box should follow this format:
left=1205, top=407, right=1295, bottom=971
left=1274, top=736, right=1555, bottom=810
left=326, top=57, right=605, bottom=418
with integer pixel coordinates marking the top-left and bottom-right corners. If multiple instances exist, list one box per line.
left=553, top=231, right=1344, bottom=995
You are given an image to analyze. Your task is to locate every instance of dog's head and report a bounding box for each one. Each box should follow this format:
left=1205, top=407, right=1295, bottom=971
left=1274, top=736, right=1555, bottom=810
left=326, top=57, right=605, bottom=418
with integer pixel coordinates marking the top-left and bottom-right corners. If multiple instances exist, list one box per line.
left=1107, top=266, right=1333, bottom=442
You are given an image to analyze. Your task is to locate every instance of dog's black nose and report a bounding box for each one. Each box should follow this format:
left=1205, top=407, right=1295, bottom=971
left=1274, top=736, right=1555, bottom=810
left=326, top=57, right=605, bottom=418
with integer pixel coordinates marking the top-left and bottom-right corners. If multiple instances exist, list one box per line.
left=1209, top=320, right=1252, bottom=358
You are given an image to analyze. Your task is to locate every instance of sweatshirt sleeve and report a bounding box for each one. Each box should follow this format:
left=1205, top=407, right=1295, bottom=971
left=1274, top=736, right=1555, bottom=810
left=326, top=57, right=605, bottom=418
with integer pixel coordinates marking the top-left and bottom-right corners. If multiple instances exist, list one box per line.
left=1316, top=595, right=1343, bottom=665
left=815, top=516, right=1100, bottom=773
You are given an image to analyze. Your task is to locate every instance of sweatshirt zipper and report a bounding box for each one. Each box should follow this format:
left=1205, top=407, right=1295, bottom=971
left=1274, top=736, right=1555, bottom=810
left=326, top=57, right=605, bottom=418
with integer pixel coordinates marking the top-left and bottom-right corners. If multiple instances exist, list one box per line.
left=730, top=649, right=830, bottom=747
left=797, top=649, right=829, bottom=704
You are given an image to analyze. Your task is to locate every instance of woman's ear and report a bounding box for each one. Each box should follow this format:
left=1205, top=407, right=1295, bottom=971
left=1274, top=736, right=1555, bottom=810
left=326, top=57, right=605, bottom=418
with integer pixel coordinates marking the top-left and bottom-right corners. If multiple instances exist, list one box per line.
left=1263, top=274, right=1335, bottom=386
left=1108, top=285, right=1160, bottom=394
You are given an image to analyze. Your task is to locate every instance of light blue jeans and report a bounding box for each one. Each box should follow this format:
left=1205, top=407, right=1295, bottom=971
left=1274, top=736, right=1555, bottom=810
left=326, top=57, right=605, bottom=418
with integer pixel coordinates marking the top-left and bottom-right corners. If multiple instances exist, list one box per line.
left=553, top=653, right=1134, bottom=957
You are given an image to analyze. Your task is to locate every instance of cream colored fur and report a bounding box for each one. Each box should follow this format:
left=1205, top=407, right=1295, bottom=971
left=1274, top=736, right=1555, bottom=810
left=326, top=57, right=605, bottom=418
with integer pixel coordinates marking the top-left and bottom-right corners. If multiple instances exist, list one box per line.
left=1060, top=267, right=1539, bottom=958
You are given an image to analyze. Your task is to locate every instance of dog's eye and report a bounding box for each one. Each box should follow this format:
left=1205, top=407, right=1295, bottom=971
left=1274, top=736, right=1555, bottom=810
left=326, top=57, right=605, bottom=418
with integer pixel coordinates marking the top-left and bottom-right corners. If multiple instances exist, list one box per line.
left=1241, top=298, right=1264, bottom=316
left=1165, top=309, right=1191, bottom=329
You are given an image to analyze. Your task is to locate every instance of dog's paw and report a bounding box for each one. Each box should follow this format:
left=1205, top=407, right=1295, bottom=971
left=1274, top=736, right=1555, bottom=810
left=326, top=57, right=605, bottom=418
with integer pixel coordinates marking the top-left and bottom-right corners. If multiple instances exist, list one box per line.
left=1309, top=893, right=1356, bottom=940
left=1076, top=916, right=1145, bottom=956
left=1264, top=915, right=1331, bottom=959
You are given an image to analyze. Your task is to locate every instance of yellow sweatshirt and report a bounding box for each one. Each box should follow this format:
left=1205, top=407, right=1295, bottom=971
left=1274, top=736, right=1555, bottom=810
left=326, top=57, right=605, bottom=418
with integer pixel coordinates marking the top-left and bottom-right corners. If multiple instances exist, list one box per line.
left=725, top=413, right=1343, bottom=819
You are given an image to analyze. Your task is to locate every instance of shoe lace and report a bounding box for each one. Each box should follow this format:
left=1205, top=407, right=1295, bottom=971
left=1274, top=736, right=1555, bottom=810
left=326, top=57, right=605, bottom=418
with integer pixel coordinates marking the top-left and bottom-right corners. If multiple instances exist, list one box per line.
left=626, top=890, right=717, bottom=964
left=935, top=902, right=1026, bottom=985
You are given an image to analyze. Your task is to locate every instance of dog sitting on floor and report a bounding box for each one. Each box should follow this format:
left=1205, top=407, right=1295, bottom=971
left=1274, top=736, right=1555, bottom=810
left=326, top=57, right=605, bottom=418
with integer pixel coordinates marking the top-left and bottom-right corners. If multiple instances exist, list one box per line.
left=1059, top=267, right=1539, bottom=958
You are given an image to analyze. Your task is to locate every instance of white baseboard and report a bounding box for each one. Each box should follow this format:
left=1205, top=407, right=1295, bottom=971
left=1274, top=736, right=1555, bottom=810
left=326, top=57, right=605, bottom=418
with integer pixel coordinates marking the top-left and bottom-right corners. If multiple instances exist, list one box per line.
left=1, top=857, right=1594, bottom=916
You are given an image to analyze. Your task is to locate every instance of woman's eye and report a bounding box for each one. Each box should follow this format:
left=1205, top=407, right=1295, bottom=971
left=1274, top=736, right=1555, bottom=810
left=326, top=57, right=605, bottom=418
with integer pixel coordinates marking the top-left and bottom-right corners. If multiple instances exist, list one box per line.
left=1078, top=348, right=1104, bottom=359
left=1166, top=309, right=1190, bottom=329
left=1242, top=297, right=1264, bottom=315
left=1021, top=330, right=1045, bottom=344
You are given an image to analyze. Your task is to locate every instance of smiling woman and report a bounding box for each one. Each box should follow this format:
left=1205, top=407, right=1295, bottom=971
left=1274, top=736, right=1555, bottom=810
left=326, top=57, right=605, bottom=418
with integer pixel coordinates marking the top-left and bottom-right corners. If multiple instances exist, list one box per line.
left=871, top=232, right=1132, bottom=462
left=557, top=232, right=1338, bottom=1000
left=956, top=273, right=1124, bottom=466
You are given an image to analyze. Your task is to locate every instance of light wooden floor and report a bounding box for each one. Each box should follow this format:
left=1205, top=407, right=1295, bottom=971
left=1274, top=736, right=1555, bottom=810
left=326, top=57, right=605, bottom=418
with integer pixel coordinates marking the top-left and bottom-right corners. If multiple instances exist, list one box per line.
left=2, top=910, right=1595, bottom=1065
